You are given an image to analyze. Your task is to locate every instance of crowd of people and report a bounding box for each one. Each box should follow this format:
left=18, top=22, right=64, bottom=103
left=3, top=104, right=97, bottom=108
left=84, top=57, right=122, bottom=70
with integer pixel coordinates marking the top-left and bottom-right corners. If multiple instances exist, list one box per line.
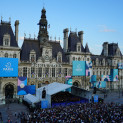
left=19, top=102, right=122, bottom=123
left=51, top=92, right=82, bottom=103
left=0, top=112, right=2, bottom=122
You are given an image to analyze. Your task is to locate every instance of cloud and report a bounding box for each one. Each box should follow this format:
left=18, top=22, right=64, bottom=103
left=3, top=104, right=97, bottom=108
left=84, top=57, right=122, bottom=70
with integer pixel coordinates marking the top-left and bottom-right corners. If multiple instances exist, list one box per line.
left=19, top=36, right=24, bottom=40
left=98, top=25, right=116, bottom=32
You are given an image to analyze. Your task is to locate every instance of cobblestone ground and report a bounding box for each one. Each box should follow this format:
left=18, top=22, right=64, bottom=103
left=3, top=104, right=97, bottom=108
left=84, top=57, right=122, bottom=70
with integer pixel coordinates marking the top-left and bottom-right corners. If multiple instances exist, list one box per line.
left=0, top=103, right=29, bottom=123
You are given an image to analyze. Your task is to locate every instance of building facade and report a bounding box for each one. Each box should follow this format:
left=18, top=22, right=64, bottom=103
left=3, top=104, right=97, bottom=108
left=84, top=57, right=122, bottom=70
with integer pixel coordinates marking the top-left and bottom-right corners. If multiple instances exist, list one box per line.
left=0, top=8, right=123, bottom=99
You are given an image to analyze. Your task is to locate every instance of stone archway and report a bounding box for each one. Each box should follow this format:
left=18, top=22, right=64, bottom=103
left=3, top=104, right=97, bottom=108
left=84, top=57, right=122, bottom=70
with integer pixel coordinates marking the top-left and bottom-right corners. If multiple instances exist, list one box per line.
left=73, top=81, right=80, bottom=87
left=45, top=81, right=49, bottom=84
left=5, top=84, right=14, bottom=99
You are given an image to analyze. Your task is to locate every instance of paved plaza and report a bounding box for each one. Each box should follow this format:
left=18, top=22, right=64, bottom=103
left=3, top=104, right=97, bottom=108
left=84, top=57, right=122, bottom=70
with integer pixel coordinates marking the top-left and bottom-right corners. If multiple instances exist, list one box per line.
left=97, top=90, right=123, bottom=104
left=0, top=103, right=29, bottom=123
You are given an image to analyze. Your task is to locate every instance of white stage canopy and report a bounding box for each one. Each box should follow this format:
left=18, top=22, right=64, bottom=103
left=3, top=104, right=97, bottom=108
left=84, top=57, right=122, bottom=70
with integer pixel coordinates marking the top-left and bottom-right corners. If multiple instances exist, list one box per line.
left=23, top=94, right=40, bottom=104
left=37, top=82, right=72, bottom=96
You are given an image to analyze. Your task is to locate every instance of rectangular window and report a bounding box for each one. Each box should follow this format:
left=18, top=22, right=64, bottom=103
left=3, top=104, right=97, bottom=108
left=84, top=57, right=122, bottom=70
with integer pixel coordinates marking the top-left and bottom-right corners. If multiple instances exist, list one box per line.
left=52, top=68, right=55, bottom=77
left=31, top=55, right=35, bottom=62
left=57, top=68, right=61, bottom=77
left=64, top=68, right=67, bottom=76
left=5, top=39, right=9, bottom=46
left=45, top=68, right=49, bottom=77
left=31, top=67, right=35, bottom=74
left=23, top=67, right=27, bottom=77
left=38, top=68, right=42, bottom=77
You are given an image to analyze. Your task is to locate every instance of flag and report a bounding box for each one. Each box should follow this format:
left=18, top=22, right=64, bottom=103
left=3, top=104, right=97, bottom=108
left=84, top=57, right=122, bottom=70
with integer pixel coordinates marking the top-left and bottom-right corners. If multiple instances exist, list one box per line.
left=48, top=24, right=50, bottom=28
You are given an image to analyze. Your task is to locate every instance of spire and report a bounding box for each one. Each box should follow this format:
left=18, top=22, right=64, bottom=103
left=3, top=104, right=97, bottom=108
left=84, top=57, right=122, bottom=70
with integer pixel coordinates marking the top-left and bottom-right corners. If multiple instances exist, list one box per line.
left=41, top=7, right=46, bottom=18
left=84, top=43, right=90, bottom=53
left=38, top=7, right=49, bottom=44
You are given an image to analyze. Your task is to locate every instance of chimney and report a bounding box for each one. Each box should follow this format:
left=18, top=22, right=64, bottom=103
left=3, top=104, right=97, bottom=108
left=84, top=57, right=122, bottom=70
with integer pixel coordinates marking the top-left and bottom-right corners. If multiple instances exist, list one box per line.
left=78, top=31, right=84, bottom=45
left=63, top=28, right=69, bottom=52
left=15, top=20, right=19, bottom=44
left=103, top=42, right=108, bottom=56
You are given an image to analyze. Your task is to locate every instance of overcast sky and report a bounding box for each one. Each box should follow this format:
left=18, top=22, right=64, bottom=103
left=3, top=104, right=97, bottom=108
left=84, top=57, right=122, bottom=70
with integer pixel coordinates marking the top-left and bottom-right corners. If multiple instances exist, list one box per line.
left=0, top=0, right=123, bottom=55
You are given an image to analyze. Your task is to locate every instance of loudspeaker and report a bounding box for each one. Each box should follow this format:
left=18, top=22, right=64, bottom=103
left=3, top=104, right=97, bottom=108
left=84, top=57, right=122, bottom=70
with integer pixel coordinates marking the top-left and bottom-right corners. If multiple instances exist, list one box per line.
left=42, top=88, right=46, bottom=99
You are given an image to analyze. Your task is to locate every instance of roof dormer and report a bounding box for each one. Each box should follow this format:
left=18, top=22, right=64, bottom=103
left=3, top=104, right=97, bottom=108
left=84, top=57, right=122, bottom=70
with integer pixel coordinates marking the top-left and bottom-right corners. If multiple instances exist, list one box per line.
left=3, top=34, right=10, bottom=47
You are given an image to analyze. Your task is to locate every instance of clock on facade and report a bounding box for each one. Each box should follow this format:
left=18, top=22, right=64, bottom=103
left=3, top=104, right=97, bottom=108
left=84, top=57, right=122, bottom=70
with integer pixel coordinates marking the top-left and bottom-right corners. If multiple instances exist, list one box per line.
left=45, top=55, right=49, bottom=60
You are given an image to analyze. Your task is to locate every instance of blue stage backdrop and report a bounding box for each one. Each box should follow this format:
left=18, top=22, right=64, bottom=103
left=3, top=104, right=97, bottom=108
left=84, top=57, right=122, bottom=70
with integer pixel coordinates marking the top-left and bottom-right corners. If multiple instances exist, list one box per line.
left=0, top=58, right=18, bottom=77
left=72, top=61, right=86, bottom=76
left=110, top=69, right=118, bottom=81
left=118, top=63, right=123, bottom=69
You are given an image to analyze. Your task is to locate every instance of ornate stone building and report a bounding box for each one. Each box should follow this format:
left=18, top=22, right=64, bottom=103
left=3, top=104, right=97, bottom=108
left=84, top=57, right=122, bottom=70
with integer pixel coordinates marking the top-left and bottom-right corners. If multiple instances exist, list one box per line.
left=0, top=8, right=123, bottom=99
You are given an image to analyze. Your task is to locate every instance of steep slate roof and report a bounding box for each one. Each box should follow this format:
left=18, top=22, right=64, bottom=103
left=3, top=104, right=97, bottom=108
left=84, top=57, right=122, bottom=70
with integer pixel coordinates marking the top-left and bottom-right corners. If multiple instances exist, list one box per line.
left=84, top=43, right=90, bottom=53
left=101, top=43, right=122, bottom=56
left=20, top=39, right=68, bottom=62
left=48, top=41, right=68, bottom=62
left=20, top=39, right=41, bottom=61
left=0, top=22, right=18, bottom=47
left=108, top=43, right=122, bottom=56
left=68, top=32, right=85, bottom=52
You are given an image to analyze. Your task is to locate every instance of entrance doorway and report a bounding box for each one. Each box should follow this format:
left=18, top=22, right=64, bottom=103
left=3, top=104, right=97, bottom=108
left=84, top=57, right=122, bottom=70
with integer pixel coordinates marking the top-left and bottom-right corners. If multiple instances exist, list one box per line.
left=73, top=82, right=79, bottom=87
left=5, top=84, right=14, bottom=99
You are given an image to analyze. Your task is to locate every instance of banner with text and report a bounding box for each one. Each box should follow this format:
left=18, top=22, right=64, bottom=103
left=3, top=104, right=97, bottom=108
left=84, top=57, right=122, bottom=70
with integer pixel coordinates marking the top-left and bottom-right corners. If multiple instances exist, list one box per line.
left=72, top=61, right=86, bottom=76
left=0, top=58, right=18, bottom=77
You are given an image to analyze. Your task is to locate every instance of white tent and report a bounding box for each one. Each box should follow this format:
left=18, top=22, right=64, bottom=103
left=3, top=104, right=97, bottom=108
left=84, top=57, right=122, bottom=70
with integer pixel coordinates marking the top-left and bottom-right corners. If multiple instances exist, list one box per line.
left=23, top=94, right=40, bottom=105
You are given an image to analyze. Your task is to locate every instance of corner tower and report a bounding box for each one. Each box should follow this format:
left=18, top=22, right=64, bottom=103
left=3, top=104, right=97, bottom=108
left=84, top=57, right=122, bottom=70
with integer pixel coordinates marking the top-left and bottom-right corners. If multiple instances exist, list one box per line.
left=38, top=8, right=49, bottom=44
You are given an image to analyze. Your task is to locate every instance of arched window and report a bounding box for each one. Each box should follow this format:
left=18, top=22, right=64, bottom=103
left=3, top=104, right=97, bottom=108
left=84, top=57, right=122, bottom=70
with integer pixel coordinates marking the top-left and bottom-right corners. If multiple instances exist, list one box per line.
left=73, top=57, right=75, bottom=61
left=78, top=46, right=80, bottom=52
left=78, top=57, right=81, bottom=61
left=13, top=54, right=17, bottom=58
left=5, top=53, right=8, bottom=58
left=58, top=56, right=61, bottom=63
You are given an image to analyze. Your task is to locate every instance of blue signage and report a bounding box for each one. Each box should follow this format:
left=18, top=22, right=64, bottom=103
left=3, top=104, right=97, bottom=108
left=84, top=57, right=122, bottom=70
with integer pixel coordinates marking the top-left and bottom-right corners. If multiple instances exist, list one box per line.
left=118, top=63, right=123, bottom=69
left=66, top=78, right=72, bottom=92
left=72, top=61, right=85, bottom=76
left=41, top=100, right=48, bottom=109
left=0, top=58, right=18, bottom=77
left=110, top=69, right=118, bottom=81
left=94, top=81, right=106, bottom=88
left=90, top=75, right=97, bottom=82
left=94, top=95, right=98, bottom=103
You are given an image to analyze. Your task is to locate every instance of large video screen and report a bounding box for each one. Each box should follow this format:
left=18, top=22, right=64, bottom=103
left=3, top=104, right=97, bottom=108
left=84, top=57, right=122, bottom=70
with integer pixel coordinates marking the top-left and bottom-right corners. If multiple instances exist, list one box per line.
left=72, top=61, right=85, bottom=76
left=0, top=58, right=18, bottom=77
